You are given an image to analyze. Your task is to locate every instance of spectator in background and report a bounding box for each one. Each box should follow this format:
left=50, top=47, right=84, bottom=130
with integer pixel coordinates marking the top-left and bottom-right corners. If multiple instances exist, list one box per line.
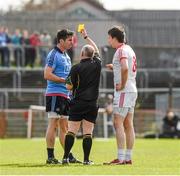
left=29, top=31, right=41, bottom=68
left=21, top=29, right=31, bottom=67
left=3, top=27, right=11, bottom=66
left=105, top=94, right=113, bottom=116
left=159, top=110, right=180, bottom=138
left=0, top=26, right=10, bottom=67
left=53, top=36, right=57, bottom=47
left=11, top=29, right=23, bottom=67
left=40, top=31, right=52, bottom=67
left=105, top=94, right=114, bottom=136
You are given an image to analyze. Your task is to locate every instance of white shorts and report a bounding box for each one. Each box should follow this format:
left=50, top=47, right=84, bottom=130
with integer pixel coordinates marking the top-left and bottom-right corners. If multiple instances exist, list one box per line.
left=113, top=107, right=134, bottom=118
left=48, top=112, right=68, bottom=119
left=113, top=92, right=137, bottom=118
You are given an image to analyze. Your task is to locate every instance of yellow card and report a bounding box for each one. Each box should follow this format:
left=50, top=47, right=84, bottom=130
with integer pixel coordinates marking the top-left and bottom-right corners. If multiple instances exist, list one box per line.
left=78, top=24, right=85, bottom=32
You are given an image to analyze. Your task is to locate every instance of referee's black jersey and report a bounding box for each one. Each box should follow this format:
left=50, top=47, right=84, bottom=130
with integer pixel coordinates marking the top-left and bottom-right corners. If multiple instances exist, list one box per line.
left=67, top=54, right=101, bottom=101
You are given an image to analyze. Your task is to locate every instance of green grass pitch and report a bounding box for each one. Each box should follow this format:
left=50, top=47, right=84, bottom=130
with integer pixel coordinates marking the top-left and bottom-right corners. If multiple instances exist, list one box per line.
left=0, top=138, right=180, bottom=175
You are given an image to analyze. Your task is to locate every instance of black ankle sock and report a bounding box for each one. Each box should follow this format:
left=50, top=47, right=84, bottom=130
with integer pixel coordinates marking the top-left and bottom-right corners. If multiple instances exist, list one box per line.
left=63, top=132, right=75, bottom=159
left=68, top=152, right=74, bottom=160
left=47, top=148, right=54, bottom=159
left=82, top=134, right=92, bottom=161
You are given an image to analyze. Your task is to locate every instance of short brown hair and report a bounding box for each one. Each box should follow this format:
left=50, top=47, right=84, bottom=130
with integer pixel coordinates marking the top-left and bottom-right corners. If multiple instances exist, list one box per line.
left=108, top=25, right=126, bottom=43
left=56, top=29, right=74, bottom=43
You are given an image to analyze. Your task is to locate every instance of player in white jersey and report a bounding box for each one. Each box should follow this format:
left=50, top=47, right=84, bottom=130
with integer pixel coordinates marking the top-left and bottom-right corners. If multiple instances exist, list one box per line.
left=104, top=25, right=137, bottom=165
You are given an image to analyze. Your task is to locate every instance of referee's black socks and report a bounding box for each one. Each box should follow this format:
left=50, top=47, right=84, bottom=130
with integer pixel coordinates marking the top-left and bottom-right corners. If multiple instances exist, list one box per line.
left=82, top=134, right=92, bottom=162
left=63, top=131, right=75, bottom=159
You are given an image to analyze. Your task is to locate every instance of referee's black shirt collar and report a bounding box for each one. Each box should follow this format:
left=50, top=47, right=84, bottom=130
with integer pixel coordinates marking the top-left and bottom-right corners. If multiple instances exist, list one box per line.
left=80, top=58, right=92, bottom=63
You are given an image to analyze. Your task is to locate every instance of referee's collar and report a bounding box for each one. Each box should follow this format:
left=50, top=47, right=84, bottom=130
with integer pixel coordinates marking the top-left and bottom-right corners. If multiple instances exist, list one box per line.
left=80, top=57, right=92, bottom=63
left=54, top=46, right=64, bottom=54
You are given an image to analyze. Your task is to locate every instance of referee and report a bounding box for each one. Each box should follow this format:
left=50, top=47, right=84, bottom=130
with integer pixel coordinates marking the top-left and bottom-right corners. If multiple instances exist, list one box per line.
left=62, top=27, right=102, bottom=165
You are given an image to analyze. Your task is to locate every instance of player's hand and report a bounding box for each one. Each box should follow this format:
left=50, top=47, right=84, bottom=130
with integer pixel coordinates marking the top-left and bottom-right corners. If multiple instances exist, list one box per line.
left=81, top=28, right=88, bottom=38
left=106, top=64, right=113, bottom=70
left=59, top=77, right=65, bottom=83
left=66, top=83, right=73, bottom=90
left=116, top=83, right=124, bottom=91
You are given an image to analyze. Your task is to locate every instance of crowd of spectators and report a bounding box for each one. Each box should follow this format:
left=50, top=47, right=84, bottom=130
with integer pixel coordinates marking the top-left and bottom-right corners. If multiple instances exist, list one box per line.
left=0, top=26, right=52, bottom=68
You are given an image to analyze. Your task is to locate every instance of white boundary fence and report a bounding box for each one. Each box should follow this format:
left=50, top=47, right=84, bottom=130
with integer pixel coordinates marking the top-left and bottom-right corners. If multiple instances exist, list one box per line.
left=27, top=105, right=111, bottom=139
left=27, top=105, right=45, bottom=139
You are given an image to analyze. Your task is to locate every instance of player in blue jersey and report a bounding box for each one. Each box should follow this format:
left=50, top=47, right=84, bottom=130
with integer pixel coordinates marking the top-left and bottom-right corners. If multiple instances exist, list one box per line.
left=44, top=29, right=81, bottom=164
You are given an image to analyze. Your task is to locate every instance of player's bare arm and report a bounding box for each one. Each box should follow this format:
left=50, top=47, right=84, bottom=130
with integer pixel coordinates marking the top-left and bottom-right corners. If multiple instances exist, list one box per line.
left=66, top=83, right=73, bottom=90
left=44, top=66, right=65, bottom=83
left=81, top=28, right=100, bottom=55
left=116, top=58, right=128, bottom=91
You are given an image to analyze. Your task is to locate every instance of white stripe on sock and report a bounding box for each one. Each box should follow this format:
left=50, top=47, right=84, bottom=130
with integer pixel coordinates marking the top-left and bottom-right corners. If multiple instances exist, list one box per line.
left=125, top=149, right=132, bottom=161
left=118, top=149, right=125, bottom=161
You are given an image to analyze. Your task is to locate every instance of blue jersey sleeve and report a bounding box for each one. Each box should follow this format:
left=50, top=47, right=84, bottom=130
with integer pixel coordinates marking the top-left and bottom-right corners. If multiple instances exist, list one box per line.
left=47, top=50, right=57, bottom=69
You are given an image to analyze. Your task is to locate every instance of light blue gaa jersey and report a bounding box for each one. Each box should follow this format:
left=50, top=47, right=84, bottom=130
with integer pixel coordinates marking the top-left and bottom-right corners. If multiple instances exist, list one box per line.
left=45, top=46, right=71, bottom=98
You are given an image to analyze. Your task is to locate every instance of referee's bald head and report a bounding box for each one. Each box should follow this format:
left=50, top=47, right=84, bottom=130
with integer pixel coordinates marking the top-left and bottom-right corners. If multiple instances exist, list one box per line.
left=81, top=44, right=95, bottom=58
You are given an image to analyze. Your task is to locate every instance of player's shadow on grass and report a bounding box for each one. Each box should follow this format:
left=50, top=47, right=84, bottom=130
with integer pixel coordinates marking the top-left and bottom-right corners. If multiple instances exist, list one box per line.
left=0, top=163, right=48, bottom=167
left=0, top=163, right=102, bottom=167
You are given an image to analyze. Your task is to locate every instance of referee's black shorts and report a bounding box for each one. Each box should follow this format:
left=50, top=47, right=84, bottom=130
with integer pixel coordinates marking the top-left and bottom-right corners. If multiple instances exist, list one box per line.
left=69, top=100, right=99, bottom=124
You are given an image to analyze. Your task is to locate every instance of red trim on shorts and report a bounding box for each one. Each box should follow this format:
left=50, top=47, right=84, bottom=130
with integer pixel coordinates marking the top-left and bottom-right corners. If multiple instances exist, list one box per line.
left=119, top=93, right=125, bottom=108
left=45, top=93, right=68, bottom=99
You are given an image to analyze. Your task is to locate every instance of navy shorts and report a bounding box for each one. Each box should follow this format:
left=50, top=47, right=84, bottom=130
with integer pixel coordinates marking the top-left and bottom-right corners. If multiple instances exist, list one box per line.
left=46, top=96, right=70, bottom=116
left=69, top=100, right=99, bottom=124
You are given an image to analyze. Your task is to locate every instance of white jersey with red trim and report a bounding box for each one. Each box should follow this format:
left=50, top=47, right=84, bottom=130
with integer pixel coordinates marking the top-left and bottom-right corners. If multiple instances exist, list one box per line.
left=112, top=44, right=137, bottom=93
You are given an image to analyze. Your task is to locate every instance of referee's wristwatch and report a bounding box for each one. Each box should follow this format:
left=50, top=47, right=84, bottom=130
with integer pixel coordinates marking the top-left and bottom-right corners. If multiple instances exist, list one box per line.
left=84, top=36, right=88, bottom=39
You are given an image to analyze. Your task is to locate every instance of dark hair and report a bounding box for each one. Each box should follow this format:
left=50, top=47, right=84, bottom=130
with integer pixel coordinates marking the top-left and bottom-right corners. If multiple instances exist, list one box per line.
left=108, top=25, right=126, bottom=43
left=56, top=29, right=74, bottom=43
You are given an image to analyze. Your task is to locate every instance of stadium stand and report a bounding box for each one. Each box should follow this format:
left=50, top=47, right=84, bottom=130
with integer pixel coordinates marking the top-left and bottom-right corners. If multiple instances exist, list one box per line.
left=0, top=44, right=180, bottom=138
